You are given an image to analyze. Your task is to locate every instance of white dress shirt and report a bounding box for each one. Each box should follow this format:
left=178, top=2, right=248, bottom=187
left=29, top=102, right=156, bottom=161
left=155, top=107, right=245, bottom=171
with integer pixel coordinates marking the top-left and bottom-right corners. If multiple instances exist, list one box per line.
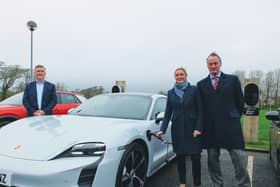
left=36, top=81, right=44, bottom=110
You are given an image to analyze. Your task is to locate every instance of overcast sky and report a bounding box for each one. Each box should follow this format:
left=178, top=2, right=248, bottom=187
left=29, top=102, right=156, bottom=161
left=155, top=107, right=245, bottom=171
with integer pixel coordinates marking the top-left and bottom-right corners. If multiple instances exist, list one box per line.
left=1, top=0, right=279, bottom=92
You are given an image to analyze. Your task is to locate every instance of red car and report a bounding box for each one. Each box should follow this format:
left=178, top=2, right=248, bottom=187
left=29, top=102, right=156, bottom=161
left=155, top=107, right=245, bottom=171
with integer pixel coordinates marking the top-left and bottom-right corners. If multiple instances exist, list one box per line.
left=0, top=91, right=87, bottom=127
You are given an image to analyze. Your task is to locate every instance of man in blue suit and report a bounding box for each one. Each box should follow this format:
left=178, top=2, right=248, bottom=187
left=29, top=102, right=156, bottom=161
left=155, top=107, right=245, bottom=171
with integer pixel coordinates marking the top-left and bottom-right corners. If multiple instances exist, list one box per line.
left=23, top=65, right=57, bottom=116
left=197, top=52, right=250, bottom=187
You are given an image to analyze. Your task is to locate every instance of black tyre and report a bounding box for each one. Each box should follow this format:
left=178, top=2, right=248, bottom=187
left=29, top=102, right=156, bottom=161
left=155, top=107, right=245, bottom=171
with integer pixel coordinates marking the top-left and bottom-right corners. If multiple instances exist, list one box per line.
left=277, top=157, right=280, bottom=184
left=115, top=142, right=148, bottom=187
left=277, top=150, right=280, bottom=174
left=0, top=119, right=15, bottom=128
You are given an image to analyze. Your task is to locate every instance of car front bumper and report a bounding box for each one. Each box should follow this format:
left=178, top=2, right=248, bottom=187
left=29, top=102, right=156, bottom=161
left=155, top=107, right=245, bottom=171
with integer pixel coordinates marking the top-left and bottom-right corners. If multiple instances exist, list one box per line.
left=0, top=148, right=124, bottom=187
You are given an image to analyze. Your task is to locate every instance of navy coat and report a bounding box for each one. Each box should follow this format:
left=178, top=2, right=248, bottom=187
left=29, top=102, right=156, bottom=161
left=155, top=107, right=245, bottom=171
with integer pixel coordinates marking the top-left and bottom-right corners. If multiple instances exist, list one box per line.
left=160, top=85, right=203, bottom=155
left=23, top=81, right=57, bottom=116
left=197, top=72, right=245, bottom=149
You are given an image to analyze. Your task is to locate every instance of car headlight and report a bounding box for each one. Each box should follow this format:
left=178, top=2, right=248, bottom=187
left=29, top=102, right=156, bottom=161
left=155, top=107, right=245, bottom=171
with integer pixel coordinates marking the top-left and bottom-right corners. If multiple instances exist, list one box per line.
left=56, top=142, right=106, bottom=158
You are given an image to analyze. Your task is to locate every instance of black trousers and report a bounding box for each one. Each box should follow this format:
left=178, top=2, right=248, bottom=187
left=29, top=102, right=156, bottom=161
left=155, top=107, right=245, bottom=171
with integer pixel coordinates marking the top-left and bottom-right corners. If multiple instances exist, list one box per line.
left=177, top=153, right=201, bottom=186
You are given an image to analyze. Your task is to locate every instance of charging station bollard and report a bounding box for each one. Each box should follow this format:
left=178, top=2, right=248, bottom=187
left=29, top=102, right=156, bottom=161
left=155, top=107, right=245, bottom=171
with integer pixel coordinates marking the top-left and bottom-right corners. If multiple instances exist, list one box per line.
left=243, top=82, right=259, bottom=143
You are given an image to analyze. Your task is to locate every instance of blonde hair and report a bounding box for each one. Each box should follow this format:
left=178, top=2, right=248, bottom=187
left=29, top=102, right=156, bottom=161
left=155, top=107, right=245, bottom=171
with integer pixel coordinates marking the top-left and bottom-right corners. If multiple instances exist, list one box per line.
left=35, top=64, right=46, bottom=70
left=174, top=67, right=187, bottom=76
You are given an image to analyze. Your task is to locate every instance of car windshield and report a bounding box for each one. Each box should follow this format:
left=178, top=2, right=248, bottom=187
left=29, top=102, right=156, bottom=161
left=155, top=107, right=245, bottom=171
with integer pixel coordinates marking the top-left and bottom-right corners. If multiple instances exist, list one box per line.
left=70, top=94, right=152, bottom=120
left=0, top=93, right=23, bottom=105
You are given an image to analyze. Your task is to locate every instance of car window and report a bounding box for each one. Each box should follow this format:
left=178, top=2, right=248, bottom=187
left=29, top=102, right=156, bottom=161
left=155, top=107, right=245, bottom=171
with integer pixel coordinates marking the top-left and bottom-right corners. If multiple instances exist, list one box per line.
left=60, top=93, right=77, bottom=104
left=71, top=94, right=152, bottom=120
left=56, top=93, right=62, bottom=104
left=150, top=98, right=166, bottom=120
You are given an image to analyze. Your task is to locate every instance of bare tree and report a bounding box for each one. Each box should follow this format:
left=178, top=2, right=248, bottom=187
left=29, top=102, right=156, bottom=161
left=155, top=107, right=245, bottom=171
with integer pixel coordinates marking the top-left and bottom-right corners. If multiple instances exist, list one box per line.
left=56, top=82, right=68, bottom=91
left=0, top=63, right=25, bottom=100
left=15, top=68, right=30, bottom=92
left=233, top=70, right=246, bottom=87
left=248, top=70, right=264, bottom=105
left=273, top=68, right=280, bottom=104
left=80, top=86, right=104, bottom=98
left=248, top=70, right=264, bottom=85
left=263, top=71, right=274, bottom=105
left=21, top=68, right=31, bottom=85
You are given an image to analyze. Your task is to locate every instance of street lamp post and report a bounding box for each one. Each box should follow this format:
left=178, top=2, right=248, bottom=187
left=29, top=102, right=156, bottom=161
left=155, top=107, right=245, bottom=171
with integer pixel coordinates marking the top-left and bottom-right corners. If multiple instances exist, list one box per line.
left=26, top=21, right=37, bottom=82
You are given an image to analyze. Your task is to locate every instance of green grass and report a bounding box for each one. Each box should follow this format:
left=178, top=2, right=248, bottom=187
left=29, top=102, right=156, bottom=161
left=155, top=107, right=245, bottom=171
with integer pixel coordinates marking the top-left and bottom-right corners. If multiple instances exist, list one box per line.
left=244, top=109, right=270, bottom=151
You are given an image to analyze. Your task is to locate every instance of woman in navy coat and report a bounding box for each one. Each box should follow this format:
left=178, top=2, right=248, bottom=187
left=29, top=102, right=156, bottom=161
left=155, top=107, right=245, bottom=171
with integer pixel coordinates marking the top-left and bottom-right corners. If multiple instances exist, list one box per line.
left=157, top=67, right=203, bottom=187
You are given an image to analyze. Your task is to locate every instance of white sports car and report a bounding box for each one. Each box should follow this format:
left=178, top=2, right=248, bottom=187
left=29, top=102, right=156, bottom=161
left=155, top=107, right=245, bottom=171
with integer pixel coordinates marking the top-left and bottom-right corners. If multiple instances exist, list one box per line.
left=0, top=93, right=175, bottom=187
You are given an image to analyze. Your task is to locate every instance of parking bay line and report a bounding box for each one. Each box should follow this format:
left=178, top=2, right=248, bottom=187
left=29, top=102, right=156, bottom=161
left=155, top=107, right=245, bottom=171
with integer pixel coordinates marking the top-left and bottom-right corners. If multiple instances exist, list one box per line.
left=247, top=155, right=254, bottom=187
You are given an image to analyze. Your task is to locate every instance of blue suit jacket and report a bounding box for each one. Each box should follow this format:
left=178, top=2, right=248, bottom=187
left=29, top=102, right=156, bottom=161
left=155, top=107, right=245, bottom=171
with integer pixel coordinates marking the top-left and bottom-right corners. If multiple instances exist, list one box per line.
left=197, top=72, right=245, bottom=149
left=23, top=81, right=57, bottom=116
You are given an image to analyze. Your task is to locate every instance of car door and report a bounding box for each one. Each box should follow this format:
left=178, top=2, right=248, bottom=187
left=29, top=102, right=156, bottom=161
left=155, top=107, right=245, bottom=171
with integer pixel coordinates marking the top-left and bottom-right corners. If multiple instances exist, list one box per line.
left=276, top=123, right=280, bottom=173
left=148, top=97, right=172, bottom=170
left=274, top=120, right=280, bottom=172
left=53, top=93, right=80, bottom=115
left=270, top=119, right=280, bottom=171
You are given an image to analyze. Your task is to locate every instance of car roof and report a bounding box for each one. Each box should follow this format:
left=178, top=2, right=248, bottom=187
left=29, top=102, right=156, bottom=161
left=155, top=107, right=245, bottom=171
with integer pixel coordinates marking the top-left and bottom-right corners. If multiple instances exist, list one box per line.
left=56, top=90, right=84, bottom=96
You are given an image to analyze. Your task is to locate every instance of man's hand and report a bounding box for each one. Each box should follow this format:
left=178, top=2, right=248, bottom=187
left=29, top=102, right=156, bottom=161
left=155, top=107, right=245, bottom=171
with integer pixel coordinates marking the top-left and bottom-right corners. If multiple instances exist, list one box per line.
left=38, top=110, right=45, bottom=115
left=193, top=130, right=201, bottom=138
left=33, top=110, right=45, bottom=116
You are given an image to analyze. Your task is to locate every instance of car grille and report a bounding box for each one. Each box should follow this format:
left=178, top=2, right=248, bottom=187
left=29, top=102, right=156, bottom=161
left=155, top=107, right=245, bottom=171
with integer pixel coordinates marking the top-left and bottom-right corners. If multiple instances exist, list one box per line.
left=78, top=168, right=97, bottom=187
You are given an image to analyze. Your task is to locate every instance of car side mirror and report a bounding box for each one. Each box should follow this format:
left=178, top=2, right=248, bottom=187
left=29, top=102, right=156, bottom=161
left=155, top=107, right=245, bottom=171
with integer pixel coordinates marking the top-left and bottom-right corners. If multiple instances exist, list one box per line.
left=68, top=108, right=81, bottom=114
left=155, top=112, right=164, bottom=124
left=265, top=111, right=280, bottom=121
left=68, top=108, right=74, bottom=114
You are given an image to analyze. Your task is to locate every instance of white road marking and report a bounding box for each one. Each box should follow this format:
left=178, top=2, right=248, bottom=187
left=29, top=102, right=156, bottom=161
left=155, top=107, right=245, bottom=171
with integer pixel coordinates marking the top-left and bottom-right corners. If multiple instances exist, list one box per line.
left=247, top=155, right=254, bottom=187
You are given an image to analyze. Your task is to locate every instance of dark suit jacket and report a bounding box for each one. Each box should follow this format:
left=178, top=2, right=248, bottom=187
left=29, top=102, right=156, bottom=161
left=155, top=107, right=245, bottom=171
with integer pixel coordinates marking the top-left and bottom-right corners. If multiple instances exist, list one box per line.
left=197, top=72, right=245, bottom=149
left=23, top=81, right=57, bottom=116
left=160, top=85, right=203, bottom=154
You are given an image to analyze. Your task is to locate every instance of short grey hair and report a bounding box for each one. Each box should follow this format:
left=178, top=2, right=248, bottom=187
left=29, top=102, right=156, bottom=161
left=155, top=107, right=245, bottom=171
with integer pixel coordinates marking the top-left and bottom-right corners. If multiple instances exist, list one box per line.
left=207, top=52, right=222, bottom=63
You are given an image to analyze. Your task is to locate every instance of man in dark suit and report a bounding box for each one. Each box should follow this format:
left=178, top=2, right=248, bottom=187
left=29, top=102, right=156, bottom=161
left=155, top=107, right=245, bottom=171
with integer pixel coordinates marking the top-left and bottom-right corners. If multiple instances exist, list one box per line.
left=197, top=52, right=250, bottom=187
left=23, top=65, right=57, bottom=116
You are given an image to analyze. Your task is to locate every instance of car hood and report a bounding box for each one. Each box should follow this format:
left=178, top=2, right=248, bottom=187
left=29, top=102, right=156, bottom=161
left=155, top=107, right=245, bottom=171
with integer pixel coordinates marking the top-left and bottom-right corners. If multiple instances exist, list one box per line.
left=0, top=115, right=147, bottom=161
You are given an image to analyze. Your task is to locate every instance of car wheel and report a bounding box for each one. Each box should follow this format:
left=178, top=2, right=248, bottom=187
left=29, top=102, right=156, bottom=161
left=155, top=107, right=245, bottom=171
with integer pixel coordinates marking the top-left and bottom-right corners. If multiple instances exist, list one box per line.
left=0, top=119, right=15, bottom=128
left=115, top=142, right=148, bottom=187
left=276, top=150, right=280, bottom=176
left=277, top=155, right=280, bottom=183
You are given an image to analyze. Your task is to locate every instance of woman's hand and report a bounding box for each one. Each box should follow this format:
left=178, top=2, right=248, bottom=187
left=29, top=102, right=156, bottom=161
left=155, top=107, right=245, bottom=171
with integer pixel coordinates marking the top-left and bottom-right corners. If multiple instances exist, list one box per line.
left=193, top=130, right=201, bottom=138
left=156, top=131, right=164, bottom=138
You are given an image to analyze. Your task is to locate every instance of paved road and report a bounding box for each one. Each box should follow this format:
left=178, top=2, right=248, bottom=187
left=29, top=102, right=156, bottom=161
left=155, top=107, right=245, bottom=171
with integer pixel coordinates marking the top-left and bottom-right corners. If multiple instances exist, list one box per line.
left=145, top=150, right=279, bottom=187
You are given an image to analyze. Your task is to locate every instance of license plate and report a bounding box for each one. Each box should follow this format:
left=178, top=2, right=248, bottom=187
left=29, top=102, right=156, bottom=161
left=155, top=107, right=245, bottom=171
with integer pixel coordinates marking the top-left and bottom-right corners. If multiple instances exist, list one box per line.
left=0, top=170, right=11, bottom=186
